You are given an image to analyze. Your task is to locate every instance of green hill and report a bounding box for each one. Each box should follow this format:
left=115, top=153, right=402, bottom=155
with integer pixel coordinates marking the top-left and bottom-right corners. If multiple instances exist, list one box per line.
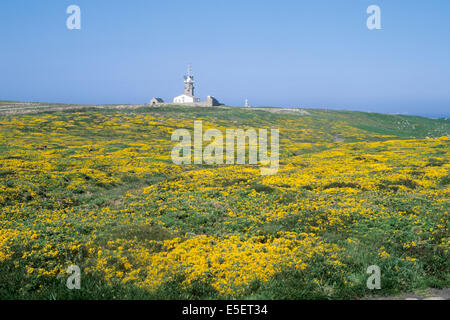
left=0, top=103, right=448, bottom=299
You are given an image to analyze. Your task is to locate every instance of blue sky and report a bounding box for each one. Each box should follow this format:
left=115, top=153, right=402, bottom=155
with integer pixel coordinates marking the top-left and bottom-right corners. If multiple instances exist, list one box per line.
left=0, top=0, right=449, bottom=117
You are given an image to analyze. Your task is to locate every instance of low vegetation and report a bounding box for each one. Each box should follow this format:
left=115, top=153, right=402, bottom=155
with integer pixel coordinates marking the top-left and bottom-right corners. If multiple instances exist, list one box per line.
left=0, top=105, right=448, bottom=299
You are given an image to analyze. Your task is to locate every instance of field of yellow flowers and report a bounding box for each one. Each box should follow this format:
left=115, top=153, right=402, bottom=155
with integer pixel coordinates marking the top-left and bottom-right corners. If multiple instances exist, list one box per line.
left=0, top=105, right=448, bottom=299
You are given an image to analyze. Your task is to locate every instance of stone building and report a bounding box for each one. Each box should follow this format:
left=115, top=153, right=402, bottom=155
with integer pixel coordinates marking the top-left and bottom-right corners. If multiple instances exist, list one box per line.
left=150, top=97, right=164, bottom=106
left=205, top=96, right=220, bottom=106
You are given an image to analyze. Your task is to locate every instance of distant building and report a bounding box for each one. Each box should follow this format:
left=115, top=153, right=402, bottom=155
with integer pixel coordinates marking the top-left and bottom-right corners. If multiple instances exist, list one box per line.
left=150, top=98, right=164, bottom=106
left=245, top=99, right=249, bottom=108
left=173, top=65, right=201, bottom=103
left=206, top=96, right=221, bottom=106
left=150, top=64, right=222, bottom=107
left=173, top=94, right=200, bottom=104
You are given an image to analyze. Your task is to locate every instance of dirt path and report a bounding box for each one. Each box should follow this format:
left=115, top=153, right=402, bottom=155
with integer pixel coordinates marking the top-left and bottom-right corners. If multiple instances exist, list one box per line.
left=365, top=288, right=449, bottom=300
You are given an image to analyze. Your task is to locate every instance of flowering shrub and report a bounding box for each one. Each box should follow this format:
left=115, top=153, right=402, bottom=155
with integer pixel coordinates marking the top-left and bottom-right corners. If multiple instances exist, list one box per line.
left=0, top=108, right=448, bottom=298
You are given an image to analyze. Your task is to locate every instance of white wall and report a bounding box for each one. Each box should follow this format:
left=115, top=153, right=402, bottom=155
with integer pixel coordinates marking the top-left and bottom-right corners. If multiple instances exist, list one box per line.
left=173, top=94, right=200, bottom=103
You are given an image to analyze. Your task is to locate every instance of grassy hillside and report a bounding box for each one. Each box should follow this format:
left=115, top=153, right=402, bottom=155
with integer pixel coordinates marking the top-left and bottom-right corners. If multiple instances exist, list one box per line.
left=0, top=105, right=448, bottom=299
left=306, top=109, right=449, bottom=138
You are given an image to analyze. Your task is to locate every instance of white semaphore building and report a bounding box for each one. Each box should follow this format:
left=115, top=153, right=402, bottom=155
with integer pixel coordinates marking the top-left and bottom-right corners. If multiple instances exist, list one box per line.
left=150, top=64, right=221, bottom=107
left=173, top=64, right=201, bottom=104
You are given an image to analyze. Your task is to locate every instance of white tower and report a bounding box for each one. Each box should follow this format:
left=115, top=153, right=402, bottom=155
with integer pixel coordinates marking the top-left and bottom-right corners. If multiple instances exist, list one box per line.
left=245, top=99, right=249, bottom=108
left=184, top=63, right=194, bottom=96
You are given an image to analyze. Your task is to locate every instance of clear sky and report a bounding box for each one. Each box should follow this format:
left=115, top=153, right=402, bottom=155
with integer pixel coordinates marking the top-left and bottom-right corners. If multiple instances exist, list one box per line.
left=1, top=0, right=449, bottom=117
